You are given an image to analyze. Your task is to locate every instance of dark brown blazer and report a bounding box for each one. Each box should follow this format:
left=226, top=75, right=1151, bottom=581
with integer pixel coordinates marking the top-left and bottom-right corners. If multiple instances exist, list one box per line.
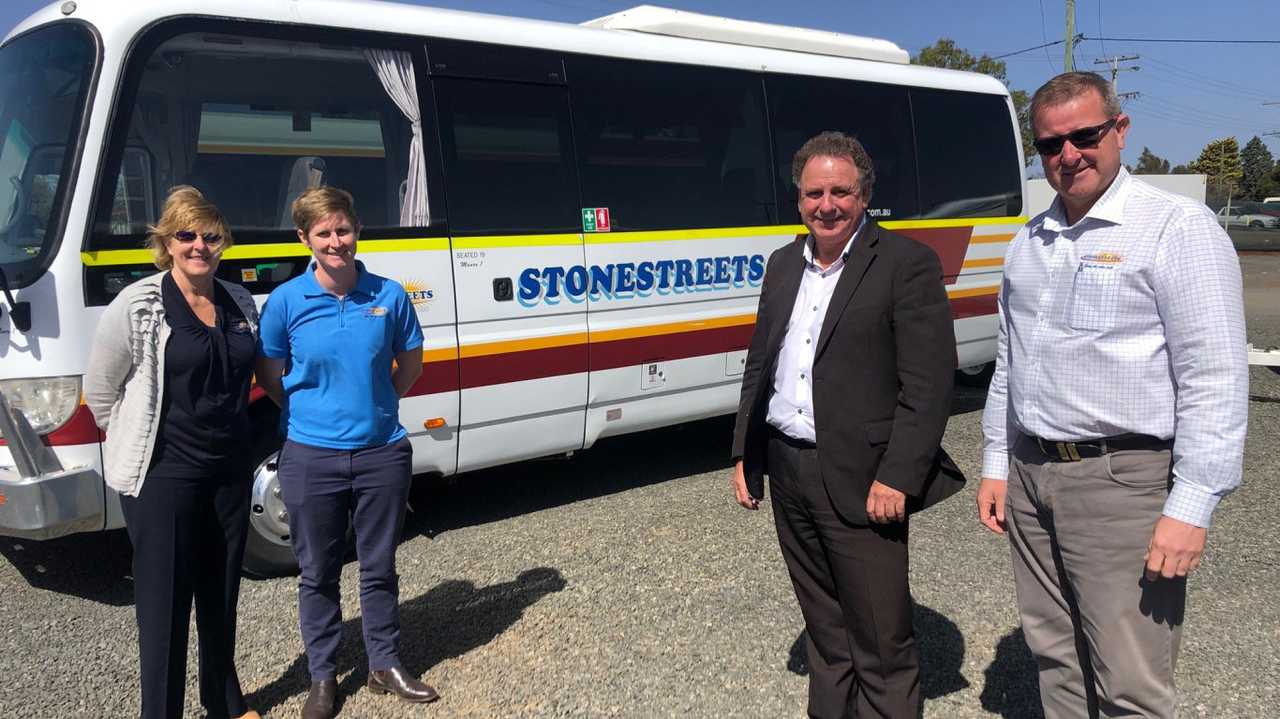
left=730, top=219, right=963, bottom=524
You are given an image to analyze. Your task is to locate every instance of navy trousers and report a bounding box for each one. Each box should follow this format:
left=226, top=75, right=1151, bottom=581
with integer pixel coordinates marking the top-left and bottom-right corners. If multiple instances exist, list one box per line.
left=119, top=470, right=251, bottom=719
left=278, top=437, right=412, bottom=680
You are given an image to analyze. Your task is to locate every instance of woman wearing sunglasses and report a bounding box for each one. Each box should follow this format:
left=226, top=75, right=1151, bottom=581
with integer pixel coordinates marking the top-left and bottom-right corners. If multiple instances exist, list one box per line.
left=85, top=186, right=261, bottom=719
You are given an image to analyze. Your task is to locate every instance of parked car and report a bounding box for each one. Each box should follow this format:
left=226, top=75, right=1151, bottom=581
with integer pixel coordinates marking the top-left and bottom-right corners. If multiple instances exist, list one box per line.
left=1216, top=206, right=1280, bottom=229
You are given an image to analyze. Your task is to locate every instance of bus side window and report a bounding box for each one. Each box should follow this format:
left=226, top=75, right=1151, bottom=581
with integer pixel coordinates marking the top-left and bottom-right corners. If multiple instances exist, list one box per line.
left=566, top=56, right=774, bottom=231
left=766, top=75, right=920, bottom=223
left=912, top=88, right=1023, bottom=219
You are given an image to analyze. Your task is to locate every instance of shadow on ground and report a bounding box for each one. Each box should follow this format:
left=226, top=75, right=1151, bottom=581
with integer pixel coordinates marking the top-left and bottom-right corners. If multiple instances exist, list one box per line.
left=979, top=628, right=1042, bottom=719
left=245, top=567, right=566, bottom=715
left=785, top=603, right=971, bottom=700
left=0, top=528, right=134, bottom=606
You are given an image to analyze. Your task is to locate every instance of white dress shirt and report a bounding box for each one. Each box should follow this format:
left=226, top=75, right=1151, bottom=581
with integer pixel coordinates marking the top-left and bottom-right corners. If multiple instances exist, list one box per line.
left=982, top=168, right=1248, bottom=527
left=767, top=219, right=865, bottom=443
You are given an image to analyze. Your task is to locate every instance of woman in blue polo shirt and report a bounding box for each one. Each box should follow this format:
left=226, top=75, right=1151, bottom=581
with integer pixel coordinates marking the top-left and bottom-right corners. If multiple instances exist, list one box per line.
left=255, top=187, right=435, bottom=719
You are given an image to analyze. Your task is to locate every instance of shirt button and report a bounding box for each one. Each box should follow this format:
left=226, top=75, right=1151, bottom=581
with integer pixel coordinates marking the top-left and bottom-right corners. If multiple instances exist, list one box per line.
left=797, top=408, right=803, bottom=414
left=800, top=373, right=806, bottom=379
left=806, top=338, right=811, bottom=344
left=812, top=305, right=818, bottom=311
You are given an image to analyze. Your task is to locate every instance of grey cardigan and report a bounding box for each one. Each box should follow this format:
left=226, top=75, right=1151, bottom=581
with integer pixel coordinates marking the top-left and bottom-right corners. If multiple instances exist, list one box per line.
left=84, top=272, right=259, bottom=496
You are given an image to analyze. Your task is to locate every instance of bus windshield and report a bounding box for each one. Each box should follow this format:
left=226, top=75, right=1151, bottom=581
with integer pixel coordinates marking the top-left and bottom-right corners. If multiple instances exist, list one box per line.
left=0, top=22, right=95, bottom=288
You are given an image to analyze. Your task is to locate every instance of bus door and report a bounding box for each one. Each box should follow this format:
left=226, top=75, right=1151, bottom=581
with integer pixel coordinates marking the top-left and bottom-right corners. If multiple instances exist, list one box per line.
left=428, top=41, right=588, bottom=472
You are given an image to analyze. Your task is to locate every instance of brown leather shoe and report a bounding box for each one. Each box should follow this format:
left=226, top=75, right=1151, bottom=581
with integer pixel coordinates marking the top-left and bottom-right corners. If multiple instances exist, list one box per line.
left=301, top=679, right=338, bottom=719
left=367, top=665, right=440, bottom=703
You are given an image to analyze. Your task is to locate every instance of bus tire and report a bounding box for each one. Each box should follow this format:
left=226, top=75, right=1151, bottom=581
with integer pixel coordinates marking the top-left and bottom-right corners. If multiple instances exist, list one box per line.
left=956, top=361, right=995, bottom=387
left=242, top=421, right=299, bottom=578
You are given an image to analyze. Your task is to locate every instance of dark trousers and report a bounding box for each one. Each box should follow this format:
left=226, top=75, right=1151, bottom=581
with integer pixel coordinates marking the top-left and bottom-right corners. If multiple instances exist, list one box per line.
left=119, top=470, right=251, bottom=719
left=767, top=431, right=919, bottom=719
left=278, top=437, right=412, bottom=680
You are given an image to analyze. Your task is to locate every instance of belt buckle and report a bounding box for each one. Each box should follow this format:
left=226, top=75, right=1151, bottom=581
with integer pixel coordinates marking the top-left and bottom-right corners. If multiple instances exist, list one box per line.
left=1054, top=441, right=1081, bottom=462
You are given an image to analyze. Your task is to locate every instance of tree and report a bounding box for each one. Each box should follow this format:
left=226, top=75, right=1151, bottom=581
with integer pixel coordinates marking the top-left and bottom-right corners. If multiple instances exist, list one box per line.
left=1239, top=136, right=1275, bottom=201
left=1133, top=147, right=1171, bottom=174
left=913, top=39, right=1035, bottom=167
left=1188, top=137, right=1242, bottom=206
left=1171, top=164, right=1194, bottom=175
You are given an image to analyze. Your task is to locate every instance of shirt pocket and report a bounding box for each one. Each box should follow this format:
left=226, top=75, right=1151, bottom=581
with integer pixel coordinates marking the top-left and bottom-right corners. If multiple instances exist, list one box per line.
left=1068, top=264, right=1121, bottom=331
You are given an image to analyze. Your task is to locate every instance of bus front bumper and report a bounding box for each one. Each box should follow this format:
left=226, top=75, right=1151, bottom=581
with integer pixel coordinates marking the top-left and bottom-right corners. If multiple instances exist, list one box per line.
left=0, top=465, right=104, bottom=540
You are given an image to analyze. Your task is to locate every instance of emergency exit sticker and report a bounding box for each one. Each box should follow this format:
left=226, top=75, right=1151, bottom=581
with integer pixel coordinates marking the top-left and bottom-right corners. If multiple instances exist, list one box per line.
left=582, top=207, right=611, bottom=233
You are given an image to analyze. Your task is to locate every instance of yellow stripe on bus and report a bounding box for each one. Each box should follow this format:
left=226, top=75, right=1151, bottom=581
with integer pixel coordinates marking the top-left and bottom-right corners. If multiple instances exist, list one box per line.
left=80, top=238, right=450, bottom=266
left=969, top=232, right=1017, bottom=244
left=451, top=233, right=582, bottom=249
left=80, top=219, right=1027, bottom=266
left=591, top=314, right=756, bottom=343
left=881, top=216, right=1027, bottom=230
left=586, top=226, right=798, bottom=244
left=960, top=258, right=1004, bottom=269
left=460, top=332, right=589, bottom=358
left=948, top=285, right=1000, bottom=298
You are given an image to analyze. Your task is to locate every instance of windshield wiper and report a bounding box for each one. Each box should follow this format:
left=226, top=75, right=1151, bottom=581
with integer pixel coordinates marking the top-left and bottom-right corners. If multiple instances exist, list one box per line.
left=0, top=266, right=32, bottom=332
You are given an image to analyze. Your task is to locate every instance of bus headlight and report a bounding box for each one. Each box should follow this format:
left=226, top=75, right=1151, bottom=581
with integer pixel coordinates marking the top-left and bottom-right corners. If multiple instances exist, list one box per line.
left=0, top=376, right=82, bottom=436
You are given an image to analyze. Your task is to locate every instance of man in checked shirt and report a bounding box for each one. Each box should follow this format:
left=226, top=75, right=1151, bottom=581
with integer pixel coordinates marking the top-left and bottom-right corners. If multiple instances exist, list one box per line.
left=977, top=71, right=1248, bottom=718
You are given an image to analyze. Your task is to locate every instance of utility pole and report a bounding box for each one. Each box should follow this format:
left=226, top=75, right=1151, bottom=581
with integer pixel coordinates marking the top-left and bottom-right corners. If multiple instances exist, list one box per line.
left=1064, top=0, right=1076, bottom=71
left=1094, top=55, right=1140, bottom=92
left=1117, top=91, right=1141, bottom=107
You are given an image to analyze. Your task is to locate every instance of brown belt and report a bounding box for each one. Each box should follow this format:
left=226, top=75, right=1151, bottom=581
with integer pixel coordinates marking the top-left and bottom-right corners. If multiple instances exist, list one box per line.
left=1024, top=433, right=1172, bottom=462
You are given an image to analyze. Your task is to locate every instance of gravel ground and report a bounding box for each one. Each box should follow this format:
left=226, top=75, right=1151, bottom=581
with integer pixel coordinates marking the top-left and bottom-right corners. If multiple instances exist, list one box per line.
left=2, top=255, right=1278, bottom=719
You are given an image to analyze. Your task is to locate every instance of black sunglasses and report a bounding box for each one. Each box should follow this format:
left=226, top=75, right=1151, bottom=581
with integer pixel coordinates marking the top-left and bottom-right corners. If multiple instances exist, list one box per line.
left=1032, top=118, right=1118, bottom=156
left=173, top=230, right=222, bottom=244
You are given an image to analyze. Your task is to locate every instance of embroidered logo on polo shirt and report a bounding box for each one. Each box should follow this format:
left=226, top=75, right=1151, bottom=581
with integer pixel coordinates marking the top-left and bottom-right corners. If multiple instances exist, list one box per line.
left=364, top=306, right=388, bottom=318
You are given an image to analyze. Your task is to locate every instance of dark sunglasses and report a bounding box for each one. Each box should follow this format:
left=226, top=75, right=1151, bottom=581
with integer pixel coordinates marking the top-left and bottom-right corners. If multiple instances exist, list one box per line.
left=173, top=230, right=222, bottom=244
left=1032, top=118, right=1118, bottom=156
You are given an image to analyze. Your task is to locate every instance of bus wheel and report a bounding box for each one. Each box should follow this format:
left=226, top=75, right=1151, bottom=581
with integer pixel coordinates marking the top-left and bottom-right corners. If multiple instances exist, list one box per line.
left=243, top=435, right=299, bottom=578
left=956, top=362, right=995, bottom=387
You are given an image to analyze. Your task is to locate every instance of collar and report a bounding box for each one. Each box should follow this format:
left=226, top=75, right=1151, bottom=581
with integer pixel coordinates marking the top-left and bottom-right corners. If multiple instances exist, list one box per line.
left=802, top=214, right=865, bottom=269
left=1039, top=167, right=1131, bottom=233
left=301, top=259, right=377, bottom=298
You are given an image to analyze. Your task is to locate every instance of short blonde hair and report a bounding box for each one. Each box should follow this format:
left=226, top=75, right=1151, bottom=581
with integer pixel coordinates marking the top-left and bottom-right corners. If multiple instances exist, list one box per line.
left=1030, top=71, right=1122, bottom=132
left=144, top=186, right=232, bottom=270
left=292, top=186, right=360, bottom=235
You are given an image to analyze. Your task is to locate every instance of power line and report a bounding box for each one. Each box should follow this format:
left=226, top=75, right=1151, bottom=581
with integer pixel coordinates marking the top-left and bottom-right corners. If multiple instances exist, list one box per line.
left=1038, top=0, right=1057, bottom=73
left=1081, top=35, right=1280, bottom=45
left=1142, top=56, right=1273, bottom=101
left=1097, top=0, right=1107, bottom=57
left=992, top=35, right=1081, bottom=60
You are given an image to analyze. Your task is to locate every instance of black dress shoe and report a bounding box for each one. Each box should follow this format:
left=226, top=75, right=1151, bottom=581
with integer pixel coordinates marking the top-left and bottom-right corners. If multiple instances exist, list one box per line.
left=367, top=665, right=440, bottom=703
left=302, top=679, right=338, bottom=719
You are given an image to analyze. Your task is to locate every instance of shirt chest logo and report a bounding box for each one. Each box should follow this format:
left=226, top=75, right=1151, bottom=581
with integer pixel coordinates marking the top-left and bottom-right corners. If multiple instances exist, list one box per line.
left=363, top=305, right=388, bottom=318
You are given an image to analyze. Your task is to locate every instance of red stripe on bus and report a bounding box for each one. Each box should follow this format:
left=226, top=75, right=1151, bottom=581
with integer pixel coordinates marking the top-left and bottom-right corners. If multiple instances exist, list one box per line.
left=590, top=323, right=754, bottom=371
left=897, top=227, right=973, bottom=285
left=407, top=358, right=462, bottom=395
left=0, top=403, right=104, bottom=448
left=459, top=343, right=588, bottom=389
left=950, top=293, right=998, bottom=319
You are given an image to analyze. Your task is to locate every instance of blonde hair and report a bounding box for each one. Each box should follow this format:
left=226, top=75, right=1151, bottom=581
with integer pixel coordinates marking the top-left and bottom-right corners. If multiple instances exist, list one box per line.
left=144, top=185, right=233, bottom=270
left=291, top=186, right=360, bottom=235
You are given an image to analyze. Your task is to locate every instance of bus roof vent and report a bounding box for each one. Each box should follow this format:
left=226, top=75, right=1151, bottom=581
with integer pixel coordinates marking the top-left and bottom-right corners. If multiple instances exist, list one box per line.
left=581, top=5, right=910, bottom=65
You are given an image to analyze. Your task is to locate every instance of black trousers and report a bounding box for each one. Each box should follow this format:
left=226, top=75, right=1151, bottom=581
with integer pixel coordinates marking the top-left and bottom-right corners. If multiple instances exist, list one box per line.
left=119, top=469, right=251, bottom=719
left=767, top=431, right=919, bottom=719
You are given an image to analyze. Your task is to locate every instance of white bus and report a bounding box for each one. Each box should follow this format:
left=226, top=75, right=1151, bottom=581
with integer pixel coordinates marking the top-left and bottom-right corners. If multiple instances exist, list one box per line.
left=0, top=1, right=1025, bottom=575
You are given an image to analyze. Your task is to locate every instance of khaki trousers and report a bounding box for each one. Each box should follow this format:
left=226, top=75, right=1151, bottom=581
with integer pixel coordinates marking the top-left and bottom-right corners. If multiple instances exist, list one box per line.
left=1007, top=436, right=1185, bottom=719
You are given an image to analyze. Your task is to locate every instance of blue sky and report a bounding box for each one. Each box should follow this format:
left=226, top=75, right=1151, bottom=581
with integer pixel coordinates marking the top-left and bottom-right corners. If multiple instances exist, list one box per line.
left=4, top=0, right=1278, bottom=170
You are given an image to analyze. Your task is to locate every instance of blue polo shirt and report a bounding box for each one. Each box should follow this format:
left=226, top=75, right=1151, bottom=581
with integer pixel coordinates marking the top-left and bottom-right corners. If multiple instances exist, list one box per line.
left=258, top=261, right=424, bottom=449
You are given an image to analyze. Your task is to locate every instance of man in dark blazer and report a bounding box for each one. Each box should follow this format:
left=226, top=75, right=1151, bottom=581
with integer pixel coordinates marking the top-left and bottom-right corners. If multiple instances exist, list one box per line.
left=731, top=131, right=957, bottom=719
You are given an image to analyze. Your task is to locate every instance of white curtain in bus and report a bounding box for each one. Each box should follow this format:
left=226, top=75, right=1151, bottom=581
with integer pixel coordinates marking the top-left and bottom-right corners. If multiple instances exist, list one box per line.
left=364, top=48, right=429, bottom=226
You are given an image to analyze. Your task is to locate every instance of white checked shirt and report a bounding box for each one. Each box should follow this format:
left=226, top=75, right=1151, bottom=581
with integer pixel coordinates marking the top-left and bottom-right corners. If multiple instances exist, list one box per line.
left=767, top=219, right=864, bottom=443
left=981, top=169, right=1248, bottom=527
